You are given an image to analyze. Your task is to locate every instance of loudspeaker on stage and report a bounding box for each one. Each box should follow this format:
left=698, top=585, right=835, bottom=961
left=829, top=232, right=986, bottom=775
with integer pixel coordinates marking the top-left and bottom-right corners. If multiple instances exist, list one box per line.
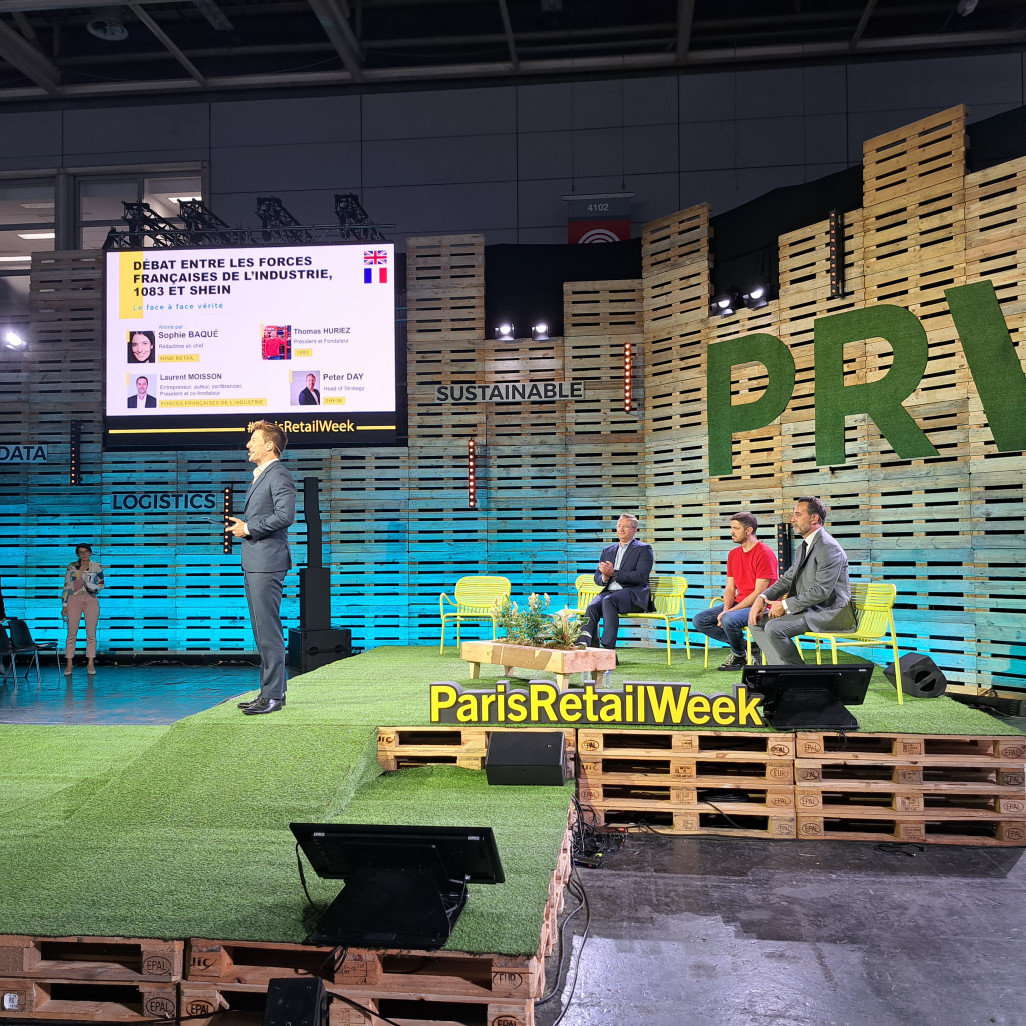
left=287, top=627, right=352, bottom=672
left=884, top=653, right=948, bottom=698
left=486, top=731, right=567, bottom=786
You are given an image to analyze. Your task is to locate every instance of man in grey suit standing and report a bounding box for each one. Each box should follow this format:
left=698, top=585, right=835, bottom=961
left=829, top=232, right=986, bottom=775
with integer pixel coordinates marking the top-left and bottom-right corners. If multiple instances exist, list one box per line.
left=579, top=513, right=654, bottom=651
left=226, top=419, right=296, bottom=715
left=748, top=496, right=855, bottom=665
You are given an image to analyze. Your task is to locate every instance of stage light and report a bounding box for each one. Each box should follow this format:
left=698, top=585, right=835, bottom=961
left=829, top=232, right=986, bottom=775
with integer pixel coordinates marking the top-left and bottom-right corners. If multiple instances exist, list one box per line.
left=711, top=292, right=739, bottom=317
left=17, top=232, right=55, bottom=240
left=742, top=284, right=770, bottom=310
left=829, top=209, right=846, bottom=299
left=222, top=487, right=233, bottom=555
left=69, top=420, right=82, bottom=486
left=495, top=323, right=515, bottom=341
left=623, top=340, right=633, bottom=413
left=532, top=323, right=549, bottom=341
left=468, top=438, right=477, bottom=509
left=4, top=330, right=26, bottom=349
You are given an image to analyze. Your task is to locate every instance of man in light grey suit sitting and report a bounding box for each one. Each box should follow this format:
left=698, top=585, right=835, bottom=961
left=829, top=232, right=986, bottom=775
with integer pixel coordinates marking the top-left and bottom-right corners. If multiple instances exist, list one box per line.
left=226, top=419, right=296, bottom=715
left=748, top=496, right=855, bottom=665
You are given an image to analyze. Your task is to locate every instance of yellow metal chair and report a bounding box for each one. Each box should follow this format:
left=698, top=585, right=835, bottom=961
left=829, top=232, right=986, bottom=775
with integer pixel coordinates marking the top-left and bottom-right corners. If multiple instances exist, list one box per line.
left=796, top=581, right=903, bottom=705
left=439, top=575, right=512, bottom=653
left=701, top=597, right=762, bottom=669
left=575, top=573, right=690, bottom=664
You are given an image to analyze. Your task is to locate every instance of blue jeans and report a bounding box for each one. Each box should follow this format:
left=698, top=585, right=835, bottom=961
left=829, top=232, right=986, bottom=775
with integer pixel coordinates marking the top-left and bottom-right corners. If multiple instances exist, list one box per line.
left=693, top=604, right=751, bottom=656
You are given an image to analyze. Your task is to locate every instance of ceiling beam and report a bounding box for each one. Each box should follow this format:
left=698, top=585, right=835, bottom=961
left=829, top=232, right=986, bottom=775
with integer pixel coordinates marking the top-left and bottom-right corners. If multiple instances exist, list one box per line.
left=0, top=15, right=59, bottom=93
left=850, top=0, right=879, bottom=47
left=306, top=0, right=363, bottom=81
left=127, top=2, right=207, bottom=85
left=497, top=0, right=517, bottom=69
left=676, top=0, right=695, bottom=62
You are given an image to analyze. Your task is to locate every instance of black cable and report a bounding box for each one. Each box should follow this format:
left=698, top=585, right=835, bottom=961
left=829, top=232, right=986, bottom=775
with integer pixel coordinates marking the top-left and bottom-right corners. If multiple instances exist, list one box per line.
left=547, top=866, right=591, bottom=1026
left=537, top=871, right=588, bottom=1005
left=295, top=840, right=320, bottom=911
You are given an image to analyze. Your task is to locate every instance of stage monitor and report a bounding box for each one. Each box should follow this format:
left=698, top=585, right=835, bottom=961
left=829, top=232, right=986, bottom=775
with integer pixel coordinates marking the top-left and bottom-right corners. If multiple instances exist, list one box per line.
left=290, top=822, right=505, bottom=949
left=103, top=243, right=400, bottom=450
left=742, top=662, right=874, bottom=731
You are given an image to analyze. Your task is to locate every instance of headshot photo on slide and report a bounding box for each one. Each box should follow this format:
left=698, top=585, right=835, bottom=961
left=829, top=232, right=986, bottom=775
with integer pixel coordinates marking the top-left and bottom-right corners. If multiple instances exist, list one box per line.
left=127, top=330, right=156, bottom=363
left=293, top=370, right=321, bottom=406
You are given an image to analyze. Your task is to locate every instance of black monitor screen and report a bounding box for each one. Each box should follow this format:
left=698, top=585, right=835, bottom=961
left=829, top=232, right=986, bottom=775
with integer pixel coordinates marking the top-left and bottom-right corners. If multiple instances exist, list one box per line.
left=289, top=822, right=505, bottom=885
left=742, top=663, right=873, bottom=705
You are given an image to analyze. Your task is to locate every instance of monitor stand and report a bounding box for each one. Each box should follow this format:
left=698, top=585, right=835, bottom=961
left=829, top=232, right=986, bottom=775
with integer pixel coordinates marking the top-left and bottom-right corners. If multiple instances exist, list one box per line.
left=765, top=688, right=859, bottom=731
left=307, top=864, right=468, bottom=949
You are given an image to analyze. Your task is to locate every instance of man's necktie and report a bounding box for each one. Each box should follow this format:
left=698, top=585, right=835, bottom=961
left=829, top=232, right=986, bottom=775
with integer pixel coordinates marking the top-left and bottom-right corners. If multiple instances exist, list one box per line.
left=791, top=541, right=810, bottom=587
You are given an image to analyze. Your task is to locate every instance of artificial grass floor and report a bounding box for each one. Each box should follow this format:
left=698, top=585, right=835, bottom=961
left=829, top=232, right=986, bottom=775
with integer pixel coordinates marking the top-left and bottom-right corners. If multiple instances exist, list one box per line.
left=0, top=645, right=1019, bottom=953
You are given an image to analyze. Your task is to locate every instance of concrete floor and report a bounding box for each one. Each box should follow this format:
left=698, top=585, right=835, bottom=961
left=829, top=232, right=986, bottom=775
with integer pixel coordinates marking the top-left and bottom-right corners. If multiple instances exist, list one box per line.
left=3, top=662, right=1023, bottom=1026
left=537, top=832, right=1026, bottom=1026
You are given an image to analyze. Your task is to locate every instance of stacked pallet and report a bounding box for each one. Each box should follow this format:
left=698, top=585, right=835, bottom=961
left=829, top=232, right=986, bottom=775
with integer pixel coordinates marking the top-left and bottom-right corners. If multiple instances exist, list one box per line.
left=794, top=731, right=1026, bottom=845
left=576, top=728, right=797, bottom=838
left=0, top=935, right=182, bottom=1022
left=377, top=725, right=577, bottom=772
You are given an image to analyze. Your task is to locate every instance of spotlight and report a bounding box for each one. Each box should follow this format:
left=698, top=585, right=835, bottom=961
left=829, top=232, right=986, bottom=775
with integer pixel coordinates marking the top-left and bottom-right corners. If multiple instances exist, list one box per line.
left=495, top=323, right=515, bottom=341
left=532, top=323, right=549, bottom=341
left=710, top=291, right=739, bottom=317
left=4, top=330, right=26, bottom=350
left=87, top=11, right=128, bottom=41
left=742, top=284, right=771, bottom=310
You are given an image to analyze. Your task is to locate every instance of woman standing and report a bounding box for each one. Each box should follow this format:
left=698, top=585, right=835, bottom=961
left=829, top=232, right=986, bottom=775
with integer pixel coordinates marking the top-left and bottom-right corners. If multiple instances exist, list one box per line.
left=62, top=543, right=104, bottom=675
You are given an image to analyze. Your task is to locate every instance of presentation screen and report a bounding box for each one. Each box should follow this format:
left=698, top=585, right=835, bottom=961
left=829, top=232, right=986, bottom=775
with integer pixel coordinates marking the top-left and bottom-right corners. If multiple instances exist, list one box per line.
left=103, top=243, right=399, bottom=449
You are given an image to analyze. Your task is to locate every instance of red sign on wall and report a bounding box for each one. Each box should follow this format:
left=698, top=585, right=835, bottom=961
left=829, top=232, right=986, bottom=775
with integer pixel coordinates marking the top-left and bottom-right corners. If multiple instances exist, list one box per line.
left=568, top=219, right=631, bottom=244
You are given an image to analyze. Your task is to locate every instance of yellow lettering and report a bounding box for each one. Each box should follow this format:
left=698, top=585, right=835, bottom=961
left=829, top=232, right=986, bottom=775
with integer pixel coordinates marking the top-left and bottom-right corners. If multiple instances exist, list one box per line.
left=530, top=682, right=559, bottom=722
left=599, top=692, right=622, bottom=722
left=558, top=692, right=582, bottom=721
left=736, top=687, right=764, bottom=726
left=456, top=694, right=479, bottom=722
left=688, top=694, right=711, bottom=725
left=429, top=684, right=458, bottom=722
left=647, top=685, right=690, bottom=723
left=506, top=691, right=527, bottom=722
left=712, top=695, right=735, bottom=725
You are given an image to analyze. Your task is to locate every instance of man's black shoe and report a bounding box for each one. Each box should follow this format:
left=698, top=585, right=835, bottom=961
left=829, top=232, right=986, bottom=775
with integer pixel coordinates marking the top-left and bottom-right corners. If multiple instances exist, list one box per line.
left=717, top=652, right=747, bottom=671
left=237, top=696, right=285, bottom=709
left=242, top=698, right=284, bottom=715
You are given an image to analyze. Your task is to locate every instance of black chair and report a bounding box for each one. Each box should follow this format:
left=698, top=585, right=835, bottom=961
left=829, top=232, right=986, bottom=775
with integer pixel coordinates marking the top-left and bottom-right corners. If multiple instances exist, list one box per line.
left=4, top=618, right=59, bottom=685
left=0, top=624, right=18, bottom=685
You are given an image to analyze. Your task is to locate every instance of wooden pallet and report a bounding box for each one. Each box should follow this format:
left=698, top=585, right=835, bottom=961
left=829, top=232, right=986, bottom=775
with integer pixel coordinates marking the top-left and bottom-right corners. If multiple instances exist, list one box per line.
left=377, top=727, right=576, bottom=772
left=582, top=804, right=796, bottom=839
left=0, top=936, right=182, bottom=983
left=795, top=785, right=1026, bottom=815
left=794, top=760, right=1024, bottom=789
left=797, top=813, right=1026, bottom=846
left=578, top=777, right=795, bottom=811
left=0, top=978, right=177, bottom=1021
left=795, top=732, right=1026, bottom=763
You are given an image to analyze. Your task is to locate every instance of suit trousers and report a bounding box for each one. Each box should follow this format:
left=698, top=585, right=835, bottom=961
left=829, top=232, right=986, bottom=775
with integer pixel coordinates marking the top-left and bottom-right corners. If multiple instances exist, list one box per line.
left=244, top=569, right=287, bottom=701
left=748, top=612, right=811, bottom=665
left=581, top=590, right=643, bottom=649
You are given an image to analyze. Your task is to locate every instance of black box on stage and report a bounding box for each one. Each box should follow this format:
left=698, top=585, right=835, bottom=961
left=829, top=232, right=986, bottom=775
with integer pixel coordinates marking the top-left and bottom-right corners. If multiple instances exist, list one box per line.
left=287, top=627, right=352, bottom=672
left=486, top=731, right=567, bottom=786
left=263, top=977, right=326, bottom=1026
left=299, top=567, right=331, bottom=631
left=884, top=653, right=948, bottom=698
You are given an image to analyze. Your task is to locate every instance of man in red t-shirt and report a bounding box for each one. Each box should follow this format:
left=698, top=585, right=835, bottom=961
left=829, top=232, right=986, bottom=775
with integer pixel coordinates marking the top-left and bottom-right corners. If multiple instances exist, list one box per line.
left=694, top=512, right=779, bottom=670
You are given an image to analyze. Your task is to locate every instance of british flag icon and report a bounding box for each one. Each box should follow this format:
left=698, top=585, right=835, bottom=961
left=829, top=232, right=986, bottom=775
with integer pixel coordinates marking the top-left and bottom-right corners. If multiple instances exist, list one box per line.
left=364, top=249, right=388, bottom=284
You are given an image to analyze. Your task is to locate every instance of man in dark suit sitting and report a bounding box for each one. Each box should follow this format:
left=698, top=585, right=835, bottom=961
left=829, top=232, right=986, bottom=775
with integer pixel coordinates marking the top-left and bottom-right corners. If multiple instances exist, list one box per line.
left=579, top=513, right=654, bottom=651
left=748, top=495, right=856, bottom=665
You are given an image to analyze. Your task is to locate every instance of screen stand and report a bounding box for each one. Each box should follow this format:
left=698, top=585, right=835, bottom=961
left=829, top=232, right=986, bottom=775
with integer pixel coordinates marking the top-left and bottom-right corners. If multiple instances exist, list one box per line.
left=765, top=689, right=859, bottom=731
left=307, top=865, right=468, bottom=949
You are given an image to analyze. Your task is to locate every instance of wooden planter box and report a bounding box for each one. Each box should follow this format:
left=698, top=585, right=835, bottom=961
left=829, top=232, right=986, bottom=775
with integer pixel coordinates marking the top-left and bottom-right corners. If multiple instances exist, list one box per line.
left=460, top=640, right=616, bottom=691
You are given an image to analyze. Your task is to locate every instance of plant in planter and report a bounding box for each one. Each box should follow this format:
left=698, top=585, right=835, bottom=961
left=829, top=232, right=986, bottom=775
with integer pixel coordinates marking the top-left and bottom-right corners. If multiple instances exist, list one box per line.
left=494, top=594, right=584, bottom=649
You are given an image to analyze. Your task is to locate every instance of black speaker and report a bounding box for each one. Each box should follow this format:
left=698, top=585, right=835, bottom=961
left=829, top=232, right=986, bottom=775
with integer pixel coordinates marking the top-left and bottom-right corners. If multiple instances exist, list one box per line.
left=486, top=732, right=566, bottom=786
left=884, top=653, right=948, bottom=698
left=287, top=627, right=352, bottom=672
left=263, top=977, right=326, bottom=1026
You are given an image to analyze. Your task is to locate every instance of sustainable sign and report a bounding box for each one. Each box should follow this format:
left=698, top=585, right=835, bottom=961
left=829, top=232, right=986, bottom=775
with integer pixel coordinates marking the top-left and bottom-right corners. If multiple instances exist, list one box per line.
left=708, top=280, right=1026, bottom=475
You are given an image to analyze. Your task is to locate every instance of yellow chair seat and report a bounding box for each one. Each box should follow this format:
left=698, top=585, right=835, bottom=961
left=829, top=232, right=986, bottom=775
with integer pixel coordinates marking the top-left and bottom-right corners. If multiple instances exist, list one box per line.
left=439, top=575, right=512, bottom=653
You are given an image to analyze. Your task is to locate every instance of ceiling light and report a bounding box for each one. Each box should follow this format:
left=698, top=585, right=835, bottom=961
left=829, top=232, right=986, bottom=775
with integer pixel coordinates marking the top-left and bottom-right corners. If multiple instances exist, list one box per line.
left=87, top=16, right=129, bottom=42
left=4, top=331, right=27, bottom=349
left=495, top=323, right=515, bottom=341
left=17, top=232, right=55, bottom=240
left=710, top=291, right=739, bottom=317
left=0, top=256, right=32, bottom=262
left=19, top=202, right=55, bottom=209
left=532, top=322, right=549, bottom=341
left=742, top=284, right=772, bottom=310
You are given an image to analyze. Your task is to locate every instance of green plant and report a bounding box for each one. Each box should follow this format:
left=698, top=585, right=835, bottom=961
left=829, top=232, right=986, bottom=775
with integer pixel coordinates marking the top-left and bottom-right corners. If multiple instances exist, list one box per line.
left=494, top=594, right=583, bottom=649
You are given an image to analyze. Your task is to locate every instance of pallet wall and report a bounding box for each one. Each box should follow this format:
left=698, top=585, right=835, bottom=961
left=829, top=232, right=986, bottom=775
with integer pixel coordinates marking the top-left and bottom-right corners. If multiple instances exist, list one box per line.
left=1, top=105, right=1023, bottom=690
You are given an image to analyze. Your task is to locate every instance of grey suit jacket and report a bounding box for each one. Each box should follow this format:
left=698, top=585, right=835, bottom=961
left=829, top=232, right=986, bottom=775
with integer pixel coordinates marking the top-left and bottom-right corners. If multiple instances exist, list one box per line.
left=240, top=460, right=296, bottom=573
left=763, top=527, right=855, bottom=632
